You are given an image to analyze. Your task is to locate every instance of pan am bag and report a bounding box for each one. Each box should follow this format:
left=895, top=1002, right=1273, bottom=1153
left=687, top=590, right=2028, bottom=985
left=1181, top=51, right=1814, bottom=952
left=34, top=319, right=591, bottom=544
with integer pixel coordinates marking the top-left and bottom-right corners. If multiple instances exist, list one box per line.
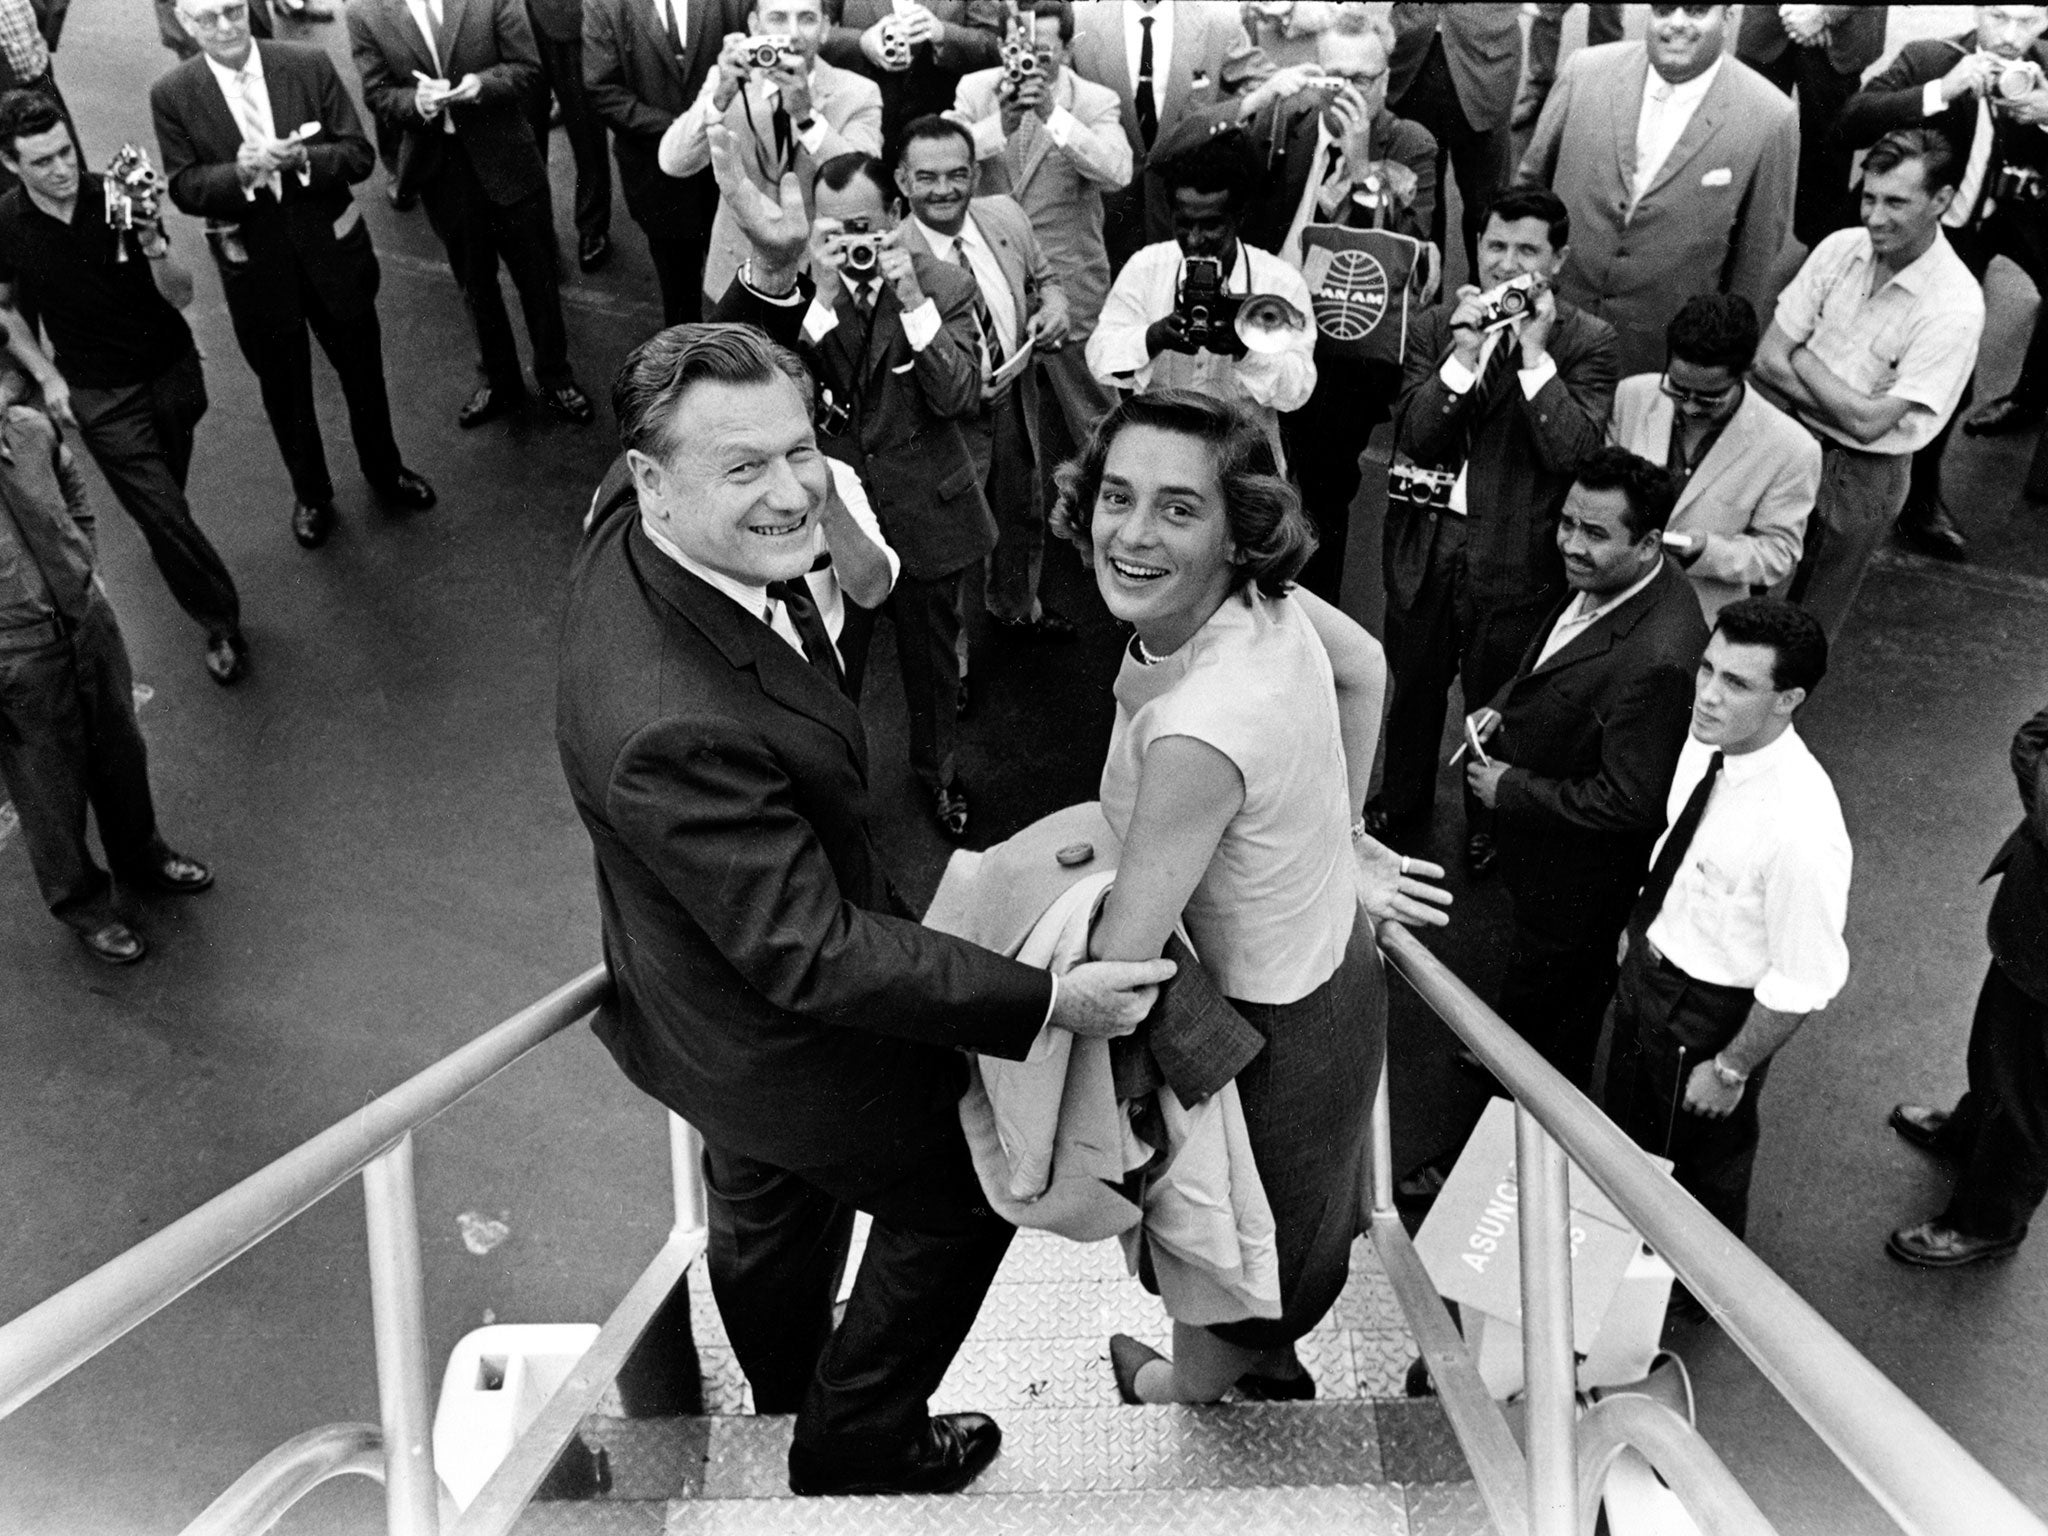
left=1297, top=223, right=1440, bottom=368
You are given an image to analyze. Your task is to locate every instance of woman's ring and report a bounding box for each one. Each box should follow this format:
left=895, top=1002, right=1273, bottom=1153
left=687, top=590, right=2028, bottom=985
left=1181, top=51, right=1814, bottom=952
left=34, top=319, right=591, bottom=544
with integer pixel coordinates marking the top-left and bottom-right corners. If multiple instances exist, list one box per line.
left=1399, top=856, right=1411, bottom=877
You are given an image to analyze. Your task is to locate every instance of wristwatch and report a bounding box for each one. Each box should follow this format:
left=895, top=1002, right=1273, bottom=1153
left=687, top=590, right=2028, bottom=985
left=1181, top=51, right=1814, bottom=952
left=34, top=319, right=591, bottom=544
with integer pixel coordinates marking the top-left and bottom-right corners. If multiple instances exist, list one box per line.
left=1710, top=1054, right=1748, bottom=1089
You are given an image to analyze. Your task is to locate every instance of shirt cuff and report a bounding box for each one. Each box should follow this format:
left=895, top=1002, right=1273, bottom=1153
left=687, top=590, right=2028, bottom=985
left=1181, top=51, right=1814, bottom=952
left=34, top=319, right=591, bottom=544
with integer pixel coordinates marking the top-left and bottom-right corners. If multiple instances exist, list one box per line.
left=1439, top=352, right=1478, bottom=394
left=802, top=296, right=839, bottom=344
left=794, top=113, right=828, bottom=156
left=296, top=166, right=313, bottom=188
left=1045, top=104, right=1080, bottom=148
left=969, top=112, right=1005, bottom=159
left=739, top=262, right=805, bottom=303
left=1041, top=972, right=1059, bottom=1031
left=899, top=297, right=942, bottom=351
left=1316, top=175, right=1354, bottom=216
left=1923, top=79, right=1945, bottom=119
left=1518, top=352, right=1559, bottom=397
left=1753, top=969, right=1840, bottom=1015
left=242, top=182, right=257, bottom=202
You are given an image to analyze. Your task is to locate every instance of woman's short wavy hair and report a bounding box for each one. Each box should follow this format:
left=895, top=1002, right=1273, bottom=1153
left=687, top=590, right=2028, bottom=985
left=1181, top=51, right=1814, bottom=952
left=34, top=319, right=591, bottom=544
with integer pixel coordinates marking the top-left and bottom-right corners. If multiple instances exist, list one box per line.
left=1050, top=390, right=1316, bottom=599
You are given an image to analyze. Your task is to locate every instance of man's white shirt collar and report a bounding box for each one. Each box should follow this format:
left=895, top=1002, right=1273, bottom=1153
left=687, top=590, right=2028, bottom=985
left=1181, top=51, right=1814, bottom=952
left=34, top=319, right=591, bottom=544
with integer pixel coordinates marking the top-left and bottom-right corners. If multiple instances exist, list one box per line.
left=1645, top=52, right=1722, bottom=111
left=640, top=518, right=771, bottom=617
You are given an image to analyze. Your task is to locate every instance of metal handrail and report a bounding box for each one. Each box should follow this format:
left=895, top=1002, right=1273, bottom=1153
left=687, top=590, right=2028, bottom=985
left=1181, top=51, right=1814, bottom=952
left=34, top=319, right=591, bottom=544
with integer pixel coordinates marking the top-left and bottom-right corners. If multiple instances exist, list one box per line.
left=178, top=1424, right=387, bottom=1536
left=1573, top=1397, right=1773, bottom=1536
left=1376, top=923, right=2048, bottom=1536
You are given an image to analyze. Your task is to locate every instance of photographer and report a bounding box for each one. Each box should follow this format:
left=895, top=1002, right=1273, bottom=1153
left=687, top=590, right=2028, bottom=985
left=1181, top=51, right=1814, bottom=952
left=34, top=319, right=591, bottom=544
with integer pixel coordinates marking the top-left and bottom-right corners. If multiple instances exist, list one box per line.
left=658, top=0, right=880, bottom=307
left=824, top=1, right=1000, bottom=150
left=1085, top=131, right=1314, bottom=462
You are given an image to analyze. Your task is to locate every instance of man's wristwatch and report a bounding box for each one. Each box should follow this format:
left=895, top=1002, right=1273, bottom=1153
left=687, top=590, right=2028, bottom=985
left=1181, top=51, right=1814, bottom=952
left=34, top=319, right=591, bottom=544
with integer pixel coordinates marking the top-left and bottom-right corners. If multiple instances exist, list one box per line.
left=1710, top=1054, right=1748, bottom=1089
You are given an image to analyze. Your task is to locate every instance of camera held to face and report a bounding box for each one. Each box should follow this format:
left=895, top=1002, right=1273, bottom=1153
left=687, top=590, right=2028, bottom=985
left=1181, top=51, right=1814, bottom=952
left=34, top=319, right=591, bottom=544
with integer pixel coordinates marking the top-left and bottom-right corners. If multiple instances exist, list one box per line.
left=1981, top=52, right=2048, bottom=99
left=744, top=33, right=802, bottom=71
left=104, top=145, right=165, bottom=261
left=877, top=16, right=912, bottom=69
left=1472, top=273, right=1536, bottom=331
left=1174, top=256, right=1244, bottom=352
left=1001, top=35, right=1043, bottom=90
left=836, top=215, right=885, bottom=278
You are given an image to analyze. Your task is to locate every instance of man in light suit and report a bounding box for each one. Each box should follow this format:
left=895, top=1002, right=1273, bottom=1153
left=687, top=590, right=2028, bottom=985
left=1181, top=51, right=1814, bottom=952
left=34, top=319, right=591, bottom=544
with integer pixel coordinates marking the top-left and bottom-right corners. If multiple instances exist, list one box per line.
left=1517, top=4, right=1798, bottom=380
left=524, top=0, right=612, bottom=272
left=952, top=0, right=1129, bottom=461
left=1608, top=294, right=1818, bottom=620
left=658, top=0, right=879, bottom=306
left=557, top=321, right=1170, bottom=1496
left=894, top=114, right=1072, bottom=650
left=1067, top=0, right=1269, bottom=271
left=823, top=0, right=999, bottom=151
left=1386, top=1, right=1521, bottom=282
left=348, top=0, right=597, bottom=428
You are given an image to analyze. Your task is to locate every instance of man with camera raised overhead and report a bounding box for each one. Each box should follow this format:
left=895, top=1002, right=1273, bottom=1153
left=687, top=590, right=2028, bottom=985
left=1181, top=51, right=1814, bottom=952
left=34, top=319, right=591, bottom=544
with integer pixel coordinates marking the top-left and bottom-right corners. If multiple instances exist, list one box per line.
left=658, top=0, right=880, bottom=308
left=824, top=0, right=1000, bottom=152
left=1085, top=130, right=1315, bottom=462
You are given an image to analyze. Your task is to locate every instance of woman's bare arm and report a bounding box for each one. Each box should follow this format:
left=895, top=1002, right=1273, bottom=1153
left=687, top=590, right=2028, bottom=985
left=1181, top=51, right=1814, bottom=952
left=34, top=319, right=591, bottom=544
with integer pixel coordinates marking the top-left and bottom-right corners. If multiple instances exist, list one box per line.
left=1089, top=736, right=1245, bottom=963
left=1290, top=586, right=1386, bottom=814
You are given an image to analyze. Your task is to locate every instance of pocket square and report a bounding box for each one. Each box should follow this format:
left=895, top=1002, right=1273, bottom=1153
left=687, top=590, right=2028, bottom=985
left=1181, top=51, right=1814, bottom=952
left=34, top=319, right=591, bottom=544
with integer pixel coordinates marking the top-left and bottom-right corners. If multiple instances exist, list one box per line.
left=1701, top=167, right=1733, bottom=187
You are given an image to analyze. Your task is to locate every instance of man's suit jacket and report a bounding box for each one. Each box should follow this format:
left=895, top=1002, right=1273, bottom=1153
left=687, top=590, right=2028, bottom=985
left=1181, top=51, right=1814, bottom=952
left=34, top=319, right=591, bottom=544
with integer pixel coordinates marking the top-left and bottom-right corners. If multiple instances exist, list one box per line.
left=1988, top=702, right=2048, bottom=1004
left=1388, top=299, right=1619, bottom=615
left=1387, top=2, right=1522, bottom=135
left=822, top=0, right=1000, bottom=143
left=1836, top=34, right=2048, bottom=229
left=1487, top=558, right=1709, bottom=903
left=555, top=497, right=1048, bottom=1168
left=1518, top=43, right=1798, bottom=378
left=953, top=65, right=1130, bottom=335
left=526, top=0, right=579, bottom=43
left=582, top=0, right=741, bottom=235
left=1608, top=376, right=1820, bottom=619
left=347, top=0, right=547, bottom=205
left=714, top=258, right=995, bottom=582
left=1735, top=4, right=1886, bottom=79
left=152, top=43, right=380, bottom=324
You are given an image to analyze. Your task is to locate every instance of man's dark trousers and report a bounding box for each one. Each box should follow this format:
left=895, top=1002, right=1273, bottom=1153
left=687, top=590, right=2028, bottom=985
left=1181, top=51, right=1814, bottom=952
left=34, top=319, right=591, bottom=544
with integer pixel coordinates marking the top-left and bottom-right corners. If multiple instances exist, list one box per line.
left=1600, top=937, right=1767, bottom=1236
left=644, top=176, right=717, bottom=325
left=1391, top=37, right=1510, bottom=280
left=524, top=27, right=612, bottom=245
left=1748, top=36, right=1861, bottom=246
left=889, top=569, right=966, bottom=797
left=980, top=384, right=1041, bottom=625
left=67, top=345, right=240, bottom=641
left=419, top=142, right=575, bottom=390
left=1926, top=960, right=2048, bottom=1241
left=1284, top=357, right=1396, bottom=604
left=0, top=597, right=166, bottom=932
left=702, top=1119, right=1012, bottom=1455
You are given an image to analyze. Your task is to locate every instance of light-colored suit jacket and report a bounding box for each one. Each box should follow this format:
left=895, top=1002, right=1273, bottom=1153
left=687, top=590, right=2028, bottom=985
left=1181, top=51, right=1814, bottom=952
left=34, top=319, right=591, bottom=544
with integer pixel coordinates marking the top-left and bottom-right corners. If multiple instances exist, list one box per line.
left=1609, top=375, right=1820, bottom=619
left=658, top=55, right=883, bottom=301
left=953, top=65, right=1130, bottom=334
left=1517, top=43, right=1798, bottom=378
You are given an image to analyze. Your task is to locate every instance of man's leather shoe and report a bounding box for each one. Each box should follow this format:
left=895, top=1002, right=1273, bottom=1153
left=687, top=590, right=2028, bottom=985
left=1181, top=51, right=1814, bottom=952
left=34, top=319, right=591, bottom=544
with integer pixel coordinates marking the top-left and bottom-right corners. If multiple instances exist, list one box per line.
left=578, top=230, right=612, bottom=272
left=1889, top=1103, right=1959, bottom=1157
left=787, top=1413, right=1002, bottom=1496
left=292, top=501, right=335, bottom=549
left=990, top=605, right=1079, bottom=644
left=542, top=382, right=596, bottom=425
left=1895, top=499, right=1968, bottom=561
left=458, top=381, right=524, bottom=430
left=134, top=850, right=214, bottom=895
left=78, top=920, right=147, bottom=965
left=387, top=184, right=416, bottom=212
left=1886, top=1220, right=2023, bottom=1269
left=376, top=468, right=437, bottom=511
left=1961, top=393, right=2044, bottom=437
left=1394, top=1157, right=1452, bottom=1212
left=1236, top=1354, right=1315, bottom=1401
left=935, top=781, right=970, bottom=842
left=1465, top=829, right=1497, bottom=876
left=204, top=633, right=248, bottom=686
left=1108, top=1333, right=1163, bottom=1405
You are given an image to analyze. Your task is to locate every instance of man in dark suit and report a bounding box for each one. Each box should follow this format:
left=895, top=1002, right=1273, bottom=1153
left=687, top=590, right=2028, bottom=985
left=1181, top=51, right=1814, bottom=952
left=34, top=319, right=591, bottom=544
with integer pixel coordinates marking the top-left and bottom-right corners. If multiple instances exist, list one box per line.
left=1373, top=187, right=1618, bottom=868
left=584, top=0, right=742, bottom=323
left=1889, top=701, right=2048, bottom=1268
left=1836, top=9, right=2048, bottom=561
left=710, top=136, right=991, bottom=841
left=524, top=0, right=612, bottom=272
left=1735, top=3, right=1887, bottom=247
left=557, top=322, right=1170, bottom=1496
left=153, top=14, right=435, bottom=551
left=1387, top=1, right=1520, bottom=281
left=822, top=0, right=1000, bottom=152
left=348, top=0, right=595, bottom=428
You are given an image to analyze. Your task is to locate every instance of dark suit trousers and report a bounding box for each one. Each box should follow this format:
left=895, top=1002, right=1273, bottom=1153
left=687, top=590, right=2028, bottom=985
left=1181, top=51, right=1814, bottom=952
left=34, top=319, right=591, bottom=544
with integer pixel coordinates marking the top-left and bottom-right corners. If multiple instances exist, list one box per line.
left=222, top=242, right=406, bottom=506
left=1749, top=42, right=1861, bottom=248
left=1497, top=867, right=1639, bottom=1091
left=1523, top=5, right=1623, bottom=107
left=1391, top=37, right=1512, bottom=281
left=1599, top=938, right=1767, bottom=1237
left=419, top=144, right=575, bottom=389
left=68, top=346, right=241, bottom=641
left=888, top=570, right=964, bottom=795
left=0, top=598, right=165, bottom=933
left=701, top=1125, right=1013, bottom=1458
left=640, top=169, right=719, bottom=325
left=525, top=30, right=612, bottom=242
left=979, top=385, right=1042, bottom=624
left=1282, top=356, right=1398, bottom=604
left=1931, top=959, right=2048, bottom=1242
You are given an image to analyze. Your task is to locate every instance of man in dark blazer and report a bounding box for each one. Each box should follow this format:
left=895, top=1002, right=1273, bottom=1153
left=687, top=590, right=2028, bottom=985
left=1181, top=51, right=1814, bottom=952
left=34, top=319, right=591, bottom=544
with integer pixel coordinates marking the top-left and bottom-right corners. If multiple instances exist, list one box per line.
left=524, top=0, right=611, bottom=272
left=348, top=0, right=595, bottom=428
left=1889, top=701, right=2048, bottom=1268
left=1374, top=186, right=1618, bottom=867
left=1735, top=2, right=1886, bottom=247
left=822, top=0, right=1000, bottom=152
left=583, top=0, right=743, bottom=323
left=710, top=136, right=991, bottom=840
left=1835, top=9, right=2048, bottom=561
left=153, top=20, right=435, bottom=551
left=1387, top=1, right=1520, bottom=281
left=557, top=322, right=1168, bottom=1495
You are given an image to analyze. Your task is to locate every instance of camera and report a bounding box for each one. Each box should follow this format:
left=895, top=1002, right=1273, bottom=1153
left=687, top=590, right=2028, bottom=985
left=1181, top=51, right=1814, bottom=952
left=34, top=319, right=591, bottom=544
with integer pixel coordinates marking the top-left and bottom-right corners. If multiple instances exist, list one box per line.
left=1388, top=462, right=1460, bottom=513
left=1997, top=57, right=2047, bottom=98
left=104, top=144, right=164, bottom=260
left=877, top=16, right=912, bottom=68
left=743, top=33, right=800, bottom=70
left=1174, top=256, right=1244, bottom=352
left=1471, top=273, right=1536, bottom=331
left=836, top=215, right=885, bottom=278
left=1001, top=35, right=1042, bottom=90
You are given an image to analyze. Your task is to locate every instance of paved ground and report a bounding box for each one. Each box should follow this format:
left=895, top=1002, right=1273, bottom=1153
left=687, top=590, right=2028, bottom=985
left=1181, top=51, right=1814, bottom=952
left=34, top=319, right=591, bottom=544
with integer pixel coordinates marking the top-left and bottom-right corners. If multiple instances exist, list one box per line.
left=2, top=5, right=2044, bottom=1533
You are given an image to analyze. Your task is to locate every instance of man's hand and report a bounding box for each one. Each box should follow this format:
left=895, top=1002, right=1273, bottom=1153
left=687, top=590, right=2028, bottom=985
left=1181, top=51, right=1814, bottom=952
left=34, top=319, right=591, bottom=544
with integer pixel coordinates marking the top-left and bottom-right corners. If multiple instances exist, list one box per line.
left=35, top=370, right=74, bottom=430
left=1447, top=283, right=1488, bottom=369
left=1239, top=62, right=1325, bottom=119
left=413, top=77, right=449, bottom=119
left=808, top=213, right=848, bottom=306
left=1778, top=4, right=1828, bottom=45
left=1519, top=282, right=1557, bottom=367
left=1940, top=49, right=2000, bottom=103
left=713, top=33, right=755, bottom=109
left=770, top=57, right=813, bottom=123
left=878, top=234, right=925, bottom=310
left=2001, top=84, right=2048, bottom=126
left=896, top=2, right=940, bottom=46
left=1466, top=756, right=1509, bottom=809
left=1683, top=1059, right=1745, bottom=1119
left=1145, top=312, right=1196, bottom=357
left=1001, top=71, right=1048, bottom=133
left=1664, top=529, right=1703, bottom=565
left=236, top=139, right=278, bottom=184
left=446, top=73, right=483, bottom=105
left=710, top=123, right=809, bottom=277
left=860, top=18, right=911, bottom=70
left=1359, top=158, right=1418, bottom=210
left=1052, top=957, right=1178, bottom=1038
left=1354, top=838, right=1453, bottom=929
left=1027, top=293, right=1070, bottom=351
left=1329, top=88, right=1372, bottom=181
left=1469, top=706, right=1502, bottom=745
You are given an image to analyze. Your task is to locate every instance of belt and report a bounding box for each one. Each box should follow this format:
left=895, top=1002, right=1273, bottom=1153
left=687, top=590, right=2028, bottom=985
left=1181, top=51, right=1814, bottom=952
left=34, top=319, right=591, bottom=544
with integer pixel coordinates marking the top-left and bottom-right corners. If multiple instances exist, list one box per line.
left=1641, top=936, right=1756, bottom=1006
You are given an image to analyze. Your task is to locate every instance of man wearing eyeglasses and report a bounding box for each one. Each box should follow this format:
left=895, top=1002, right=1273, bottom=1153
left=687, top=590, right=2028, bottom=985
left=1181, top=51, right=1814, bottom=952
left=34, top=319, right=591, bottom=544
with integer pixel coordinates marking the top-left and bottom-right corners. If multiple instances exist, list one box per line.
left=1609, top=293, right=1820, bottom=620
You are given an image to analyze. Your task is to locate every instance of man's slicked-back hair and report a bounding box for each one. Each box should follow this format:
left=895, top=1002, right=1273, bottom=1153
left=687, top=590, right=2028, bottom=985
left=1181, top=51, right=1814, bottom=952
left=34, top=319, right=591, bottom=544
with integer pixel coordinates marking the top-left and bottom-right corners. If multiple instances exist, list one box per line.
left=1712, top=597, right=1829, bottom=696
left=1666, top=293, right=1760, bottom=373
left=812, top=149, right=895, bottom=204
left=1031, top=0, right=1075, bottom=43
left=613, top=323, right=812, bottom=463
left=1573, top=445, right=1678, bottom=539
left=898, top=112, right=976, bottom=162
left=1481, top=185, right=1570, bottom=252
left=1161, top=130, right=1253, bottom=214
left=1863, top=126, right=1960, bottom=194
left=0, top=89, right=65, bottom=158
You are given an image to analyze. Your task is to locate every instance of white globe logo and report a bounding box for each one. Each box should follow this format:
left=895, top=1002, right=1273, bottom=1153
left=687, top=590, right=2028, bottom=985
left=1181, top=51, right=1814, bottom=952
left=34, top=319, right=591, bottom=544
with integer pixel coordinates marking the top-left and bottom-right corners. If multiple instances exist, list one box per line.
left=1313, top=248, right=1390, bottom=342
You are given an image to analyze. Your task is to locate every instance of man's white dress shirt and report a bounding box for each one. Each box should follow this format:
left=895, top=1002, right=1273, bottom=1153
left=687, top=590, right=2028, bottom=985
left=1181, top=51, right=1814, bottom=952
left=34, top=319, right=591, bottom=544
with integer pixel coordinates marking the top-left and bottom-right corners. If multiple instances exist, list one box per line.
left=1534, top=555, right=1664, bottom=667
left=205, top=46, right=315, bottom=199
left=913, top=213, right=1019, bottom=359
left=1632, top=55, right=1722, bottom=209
left=1125, top=0, right=1174, bottom=111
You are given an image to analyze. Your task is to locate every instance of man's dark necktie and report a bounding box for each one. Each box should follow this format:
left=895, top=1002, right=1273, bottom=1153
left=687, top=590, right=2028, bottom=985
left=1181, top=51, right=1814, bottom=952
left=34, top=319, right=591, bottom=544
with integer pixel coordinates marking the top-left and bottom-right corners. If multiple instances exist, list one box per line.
left=772, top=103, right=794, bottom=167
left=1629, top=750, right=1725, bottom=938
left=1135, top=14, right=1158, bottom=150
left=660, top=0, right=683, bottom=61
left=1457, top=332, right=1520, bottom=468
left=769, top=578, right=848, bottom=696
left=952, top=242, right=1005, bottom=379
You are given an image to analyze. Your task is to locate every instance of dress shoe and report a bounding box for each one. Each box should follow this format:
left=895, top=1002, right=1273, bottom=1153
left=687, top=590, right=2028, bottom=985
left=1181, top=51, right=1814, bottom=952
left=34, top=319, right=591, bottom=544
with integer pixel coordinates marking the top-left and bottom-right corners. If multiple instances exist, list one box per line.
left=1886, top=1219, right=2023, bottom=1269
left=1961, top=393, right=2044, bottom=437
left=387, top=184, right=417, bottom=212
left=203, top=632, right=248, bottom=686
left=787, top=1412, right=1002, bottom=1496
left=1465, top=829, right=1498, bottom=876
left=78, top=920, right=147, bottom=965
left=989, top=605, right=1079, bottom=644
left=1394, top=1157, right=1452, bottom=1213
left=1236, top=1363, right=1315, bottom=1401
left=132, top=849, right=214, bottom=896
left=935, top=781, right=970, bottom=842
left=1108, top=1333, right=1163, bottom=1405
left=1888, top=1103, right=1959, bottom=1158
left=292, top=500, right=336, bottom=549
left=542, top=382, right=596, bottom=425
left=458, top=381, right=524, bottom=430
left=376, top=467, right=437, bottom=511
left=578, top=230, right=612, bottom=273
left=1894, top=499, right=1968, bottom=561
